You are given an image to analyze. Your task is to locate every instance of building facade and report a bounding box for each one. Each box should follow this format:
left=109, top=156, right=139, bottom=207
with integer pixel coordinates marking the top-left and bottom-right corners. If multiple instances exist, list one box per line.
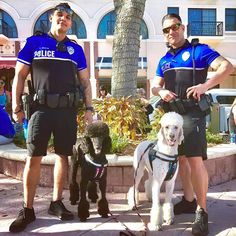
left=0, top=0, right=236, bottom=98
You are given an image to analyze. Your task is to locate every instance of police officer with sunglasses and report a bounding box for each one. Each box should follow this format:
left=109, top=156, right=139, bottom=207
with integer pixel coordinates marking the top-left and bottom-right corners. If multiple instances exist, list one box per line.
left=152, top=13, right=233, bottom=236
left=9, top=3, right=93, bottom=233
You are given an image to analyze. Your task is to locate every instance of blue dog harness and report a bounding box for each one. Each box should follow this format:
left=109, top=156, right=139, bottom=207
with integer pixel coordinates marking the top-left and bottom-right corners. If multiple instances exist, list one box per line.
left=148, top=143, right=178, bottom=181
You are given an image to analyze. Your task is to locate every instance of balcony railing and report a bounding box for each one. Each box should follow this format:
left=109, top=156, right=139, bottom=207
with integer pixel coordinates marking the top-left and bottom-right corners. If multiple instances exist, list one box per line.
left=187, top=21, right=223, bottom=37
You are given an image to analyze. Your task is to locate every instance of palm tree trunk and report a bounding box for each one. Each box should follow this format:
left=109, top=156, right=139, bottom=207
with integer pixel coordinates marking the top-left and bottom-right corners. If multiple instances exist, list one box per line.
left=112, top=0, right=146, bottom=98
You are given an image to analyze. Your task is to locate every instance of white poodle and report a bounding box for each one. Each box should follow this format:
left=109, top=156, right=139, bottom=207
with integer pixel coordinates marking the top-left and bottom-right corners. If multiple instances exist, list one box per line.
left=127, top=111, right=184, bottom=231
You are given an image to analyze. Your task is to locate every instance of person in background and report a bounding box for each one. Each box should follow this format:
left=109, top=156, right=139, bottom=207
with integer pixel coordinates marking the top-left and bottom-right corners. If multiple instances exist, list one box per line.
left=0, top=76, right=11, bottom=110
left=152, top=13, right=234, bottom=236
left=98, top=85, right=111, bottom=99
left=229, top=97, right=236, bottom=135
left=0, top=106, right=15, bottom=144
left=9, top=2, right=93, bottom=233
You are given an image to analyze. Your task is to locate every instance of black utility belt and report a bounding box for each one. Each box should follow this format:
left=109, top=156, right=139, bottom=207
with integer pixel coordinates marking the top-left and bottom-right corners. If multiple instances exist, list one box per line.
left=160, top=95, right=211, bottom=115
left=34, top=90, right=83, bottom=109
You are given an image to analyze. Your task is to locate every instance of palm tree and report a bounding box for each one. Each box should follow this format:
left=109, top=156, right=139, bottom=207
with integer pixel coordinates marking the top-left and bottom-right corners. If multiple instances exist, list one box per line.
left=112, top=0, right=147, bottom=98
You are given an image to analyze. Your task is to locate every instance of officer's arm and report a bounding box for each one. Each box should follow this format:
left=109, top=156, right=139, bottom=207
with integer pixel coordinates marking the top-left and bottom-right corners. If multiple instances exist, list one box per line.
left=151, top=76, right=165, bottom=96
left=152, top=76, right=177, bottom=101
left=187, top=56, right=234, bottom=100
left=233, top=105, right=236, bottom=126
left=205, top=56, right=234, bottom=90
left=12, top=62, right=30, bottom=118
left=77, top=68, right=92, bottom=109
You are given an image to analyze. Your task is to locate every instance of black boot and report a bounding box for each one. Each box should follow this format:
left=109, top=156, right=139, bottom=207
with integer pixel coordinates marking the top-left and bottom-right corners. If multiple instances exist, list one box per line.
left=48, top=200, right=74, bottom=220
left=174, top=196, right=197, bottom=215
left=9, top=207, right=36, bottom=233
left=192, top=208, right=209, bottom=236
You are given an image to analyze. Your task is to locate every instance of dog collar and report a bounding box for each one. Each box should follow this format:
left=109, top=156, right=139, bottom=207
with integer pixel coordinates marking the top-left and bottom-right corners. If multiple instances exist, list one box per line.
left=85, top=154, right=108, bottom=167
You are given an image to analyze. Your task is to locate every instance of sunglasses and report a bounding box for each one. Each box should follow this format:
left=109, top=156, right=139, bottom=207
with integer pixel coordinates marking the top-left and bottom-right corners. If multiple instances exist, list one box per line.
left=55, top=6, right=73, bottom=15
left=162, top=23, right=182, bottom=34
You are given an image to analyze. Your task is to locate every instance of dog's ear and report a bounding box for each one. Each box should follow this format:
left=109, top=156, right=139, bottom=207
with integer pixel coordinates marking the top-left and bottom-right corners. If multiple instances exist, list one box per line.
left=76, top=137, right=88, bottom=154
left=72, top=145, right=77, bottom=161
left=157, top=127, right=165, bottom=142
left=178, top=127, right=184, bottom=145
left=86, top=137, right=95, bottom=156
left=102, top=136, right=112, bottom=154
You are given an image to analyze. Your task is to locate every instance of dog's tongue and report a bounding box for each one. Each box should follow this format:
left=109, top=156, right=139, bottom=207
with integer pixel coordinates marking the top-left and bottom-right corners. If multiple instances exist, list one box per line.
left=167, top=139, right=176, bottom=146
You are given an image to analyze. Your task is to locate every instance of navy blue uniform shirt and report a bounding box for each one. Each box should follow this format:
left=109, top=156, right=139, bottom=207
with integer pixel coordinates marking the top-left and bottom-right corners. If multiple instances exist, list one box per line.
left=156, top=40, right=220, bottom=99
left=17, top=33, right=87, bottom=94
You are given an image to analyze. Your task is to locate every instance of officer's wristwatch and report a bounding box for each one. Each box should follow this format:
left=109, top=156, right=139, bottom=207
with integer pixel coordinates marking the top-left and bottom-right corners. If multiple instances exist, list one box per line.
left=85, top=106, right=94, bottom=112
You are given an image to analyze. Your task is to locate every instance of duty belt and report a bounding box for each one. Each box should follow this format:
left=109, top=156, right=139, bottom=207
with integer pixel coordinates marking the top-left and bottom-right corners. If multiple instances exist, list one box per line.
left=159, top=94, right=211, bottom=115
left=34, top=89, right=83, bottom=108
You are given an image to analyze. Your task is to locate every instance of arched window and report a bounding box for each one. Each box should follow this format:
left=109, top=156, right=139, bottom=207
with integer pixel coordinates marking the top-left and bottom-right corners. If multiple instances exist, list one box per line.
left=97, top=10, right=149, bottom=39
left=0, top=10, right=18, bottom=38
left=34, top=9, right=87, bottom=39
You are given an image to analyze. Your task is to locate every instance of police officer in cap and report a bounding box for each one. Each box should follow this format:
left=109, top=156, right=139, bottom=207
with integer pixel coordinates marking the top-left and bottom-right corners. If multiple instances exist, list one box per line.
left=10, top=2, right=93, bottom=232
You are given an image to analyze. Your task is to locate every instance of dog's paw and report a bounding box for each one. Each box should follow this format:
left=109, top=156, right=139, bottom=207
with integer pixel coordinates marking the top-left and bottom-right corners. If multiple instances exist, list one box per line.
left=101, top=213, right=109, bottom=218
left=78, top=200, right=90, bottom=221
left=162, top=202, right=174, bottom=225
left=79, top=217, right=87, bottom=222
left=164, top=218, right=174, bottom=225
left=148, top=223, right=163, bottom=231
left=98, top=198, right=109, bottom=217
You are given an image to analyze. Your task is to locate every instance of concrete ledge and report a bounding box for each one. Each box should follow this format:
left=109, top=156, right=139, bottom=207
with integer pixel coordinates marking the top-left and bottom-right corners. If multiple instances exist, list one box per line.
left=0, top=143, right=236, bottom=192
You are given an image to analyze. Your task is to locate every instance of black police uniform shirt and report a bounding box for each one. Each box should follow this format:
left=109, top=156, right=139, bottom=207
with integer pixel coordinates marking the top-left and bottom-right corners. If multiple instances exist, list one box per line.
left=17, top=33, right=87, bottom=94
left=156, top=40, right=220, bottom=99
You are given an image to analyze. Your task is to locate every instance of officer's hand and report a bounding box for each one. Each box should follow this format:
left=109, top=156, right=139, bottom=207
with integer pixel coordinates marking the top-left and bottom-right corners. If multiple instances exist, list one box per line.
left=186, top=83, right=207, bottom=101
left=84, top=110, right=93, bottom=125
left=159, top=89, right=177, bottom=102
left=12, top=110, right=25, bottom=124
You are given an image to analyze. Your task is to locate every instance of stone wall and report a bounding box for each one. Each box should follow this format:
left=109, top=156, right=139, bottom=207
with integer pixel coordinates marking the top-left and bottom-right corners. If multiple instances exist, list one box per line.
left=0, top=143, right=236, bottom=193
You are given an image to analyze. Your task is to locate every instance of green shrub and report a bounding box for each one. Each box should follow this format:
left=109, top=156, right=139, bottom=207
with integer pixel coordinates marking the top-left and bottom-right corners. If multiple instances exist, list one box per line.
left=13, top=129, right=26, bottom=149
left=110, top=132, right=129, bottom=154
left=206, top=130, right=224, bottom=145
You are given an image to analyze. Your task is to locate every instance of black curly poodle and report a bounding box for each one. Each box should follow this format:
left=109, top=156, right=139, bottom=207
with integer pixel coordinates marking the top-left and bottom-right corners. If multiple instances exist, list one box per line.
left=69, top=121, right=112, bottom=221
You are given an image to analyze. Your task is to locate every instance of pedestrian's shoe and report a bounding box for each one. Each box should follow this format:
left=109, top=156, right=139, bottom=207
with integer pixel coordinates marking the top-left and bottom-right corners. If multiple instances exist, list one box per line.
left=192, top=208, right=209, bottom=236
left=48, top=199, right=74, bottom=220
left=174, top=196, right=197, bottom=215
left=9, top=207, right=36, bottom=233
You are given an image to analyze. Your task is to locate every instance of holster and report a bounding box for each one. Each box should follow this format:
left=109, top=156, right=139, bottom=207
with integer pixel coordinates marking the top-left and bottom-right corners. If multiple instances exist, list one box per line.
left=198, top=94, right=212, bottom=115
left=74, top=90, right=84, bottom=108
left=37, top=89, right=46, bottom=105
left=21, top=93, right=32, bottom=120
left=169, top=99, right=186, bottom=114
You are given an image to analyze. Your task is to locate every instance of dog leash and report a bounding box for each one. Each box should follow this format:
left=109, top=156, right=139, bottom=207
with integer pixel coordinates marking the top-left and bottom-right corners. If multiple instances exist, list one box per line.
left=132, top=142, right=155, bottom=236
left=108, top=144, right=154, bottom=236
left=108, top=210, right=137, bottom=236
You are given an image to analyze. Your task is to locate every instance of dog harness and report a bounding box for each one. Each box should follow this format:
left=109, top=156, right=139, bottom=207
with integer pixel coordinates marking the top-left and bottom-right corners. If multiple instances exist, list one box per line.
left=85, top=154, right=108, bottom=180
left=148, top=144, right=178, bottom=181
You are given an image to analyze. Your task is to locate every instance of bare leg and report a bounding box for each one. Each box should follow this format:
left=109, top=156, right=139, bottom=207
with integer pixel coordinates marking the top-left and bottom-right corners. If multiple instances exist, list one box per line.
left=188, top=156, right=208, bottom=212
left=52, top=155, right=68, bottom=201
left=24, top=156, right=43, bottom=208
left=179, top=155, right=195, bottom=201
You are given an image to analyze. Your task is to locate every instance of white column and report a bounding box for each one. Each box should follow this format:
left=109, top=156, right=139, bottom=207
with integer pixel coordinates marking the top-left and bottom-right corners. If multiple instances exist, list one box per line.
left=89, top=41, right=97, bottom=99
